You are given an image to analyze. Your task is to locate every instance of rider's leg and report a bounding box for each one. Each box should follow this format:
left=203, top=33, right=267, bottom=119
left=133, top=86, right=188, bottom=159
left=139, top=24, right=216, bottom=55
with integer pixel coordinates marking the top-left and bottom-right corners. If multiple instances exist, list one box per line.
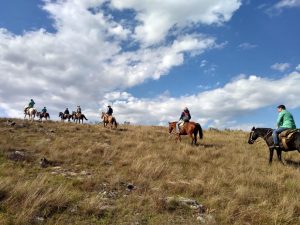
left=272, top=127, right=288, bottom=147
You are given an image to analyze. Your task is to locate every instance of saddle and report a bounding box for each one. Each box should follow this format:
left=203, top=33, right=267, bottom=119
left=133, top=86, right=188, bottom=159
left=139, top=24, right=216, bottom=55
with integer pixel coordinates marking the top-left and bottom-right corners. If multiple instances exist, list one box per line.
left=279, top=129, right=299, bottom=149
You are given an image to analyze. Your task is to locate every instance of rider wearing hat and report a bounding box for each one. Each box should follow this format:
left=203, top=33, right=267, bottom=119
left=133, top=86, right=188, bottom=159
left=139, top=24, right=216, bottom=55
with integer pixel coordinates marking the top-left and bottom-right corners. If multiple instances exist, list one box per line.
left=106, top=105, right=113, bottom=116
left=176, top=107, right=191, bottom=133
left=77, top=105, right=81, bottom=114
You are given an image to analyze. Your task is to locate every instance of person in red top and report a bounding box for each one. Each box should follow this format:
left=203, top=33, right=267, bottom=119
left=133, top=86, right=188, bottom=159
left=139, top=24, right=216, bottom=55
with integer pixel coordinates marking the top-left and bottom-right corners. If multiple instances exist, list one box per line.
left=176, top=107, right=191, bottom=133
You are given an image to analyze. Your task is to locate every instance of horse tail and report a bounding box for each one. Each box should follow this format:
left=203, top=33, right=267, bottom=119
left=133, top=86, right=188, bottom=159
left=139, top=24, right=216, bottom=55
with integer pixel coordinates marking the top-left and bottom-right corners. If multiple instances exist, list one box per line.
left=84, top=115, right=88, bottom=120
left=114, top=118, right=118, bottom=128
left=196, top=123, right=203, bottom=139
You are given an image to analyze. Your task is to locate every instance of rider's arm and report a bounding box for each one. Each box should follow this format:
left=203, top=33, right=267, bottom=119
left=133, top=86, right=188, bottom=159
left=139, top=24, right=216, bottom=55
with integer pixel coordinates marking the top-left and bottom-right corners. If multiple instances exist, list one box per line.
left=276, top=112, right=284, bottom=127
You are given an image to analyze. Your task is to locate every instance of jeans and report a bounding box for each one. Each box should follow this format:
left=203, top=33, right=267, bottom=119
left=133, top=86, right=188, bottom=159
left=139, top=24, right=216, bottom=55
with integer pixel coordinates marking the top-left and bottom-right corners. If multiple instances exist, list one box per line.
left=272, top=127, right=289, bottom=145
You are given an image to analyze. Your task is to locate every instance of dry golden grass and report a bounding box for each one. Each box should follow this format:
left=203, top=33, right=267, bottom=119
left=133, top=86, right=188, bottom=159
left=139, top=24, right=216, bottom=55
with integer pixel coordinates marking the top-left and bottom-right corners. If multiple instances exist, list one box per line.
left=0, top=118, right=300, bottom=224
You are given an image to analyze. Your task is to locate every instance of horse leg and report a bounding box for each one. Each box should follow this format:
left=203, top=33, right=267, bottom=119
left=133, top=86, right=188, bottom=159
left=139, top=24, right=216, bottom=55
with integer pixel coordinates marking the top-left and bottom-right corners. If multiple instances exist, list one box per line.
left=189, top=133, right=194, bottom=145
left=269, top=148, right=274, bottom=164
left=276, top=149, right=284, bottom=164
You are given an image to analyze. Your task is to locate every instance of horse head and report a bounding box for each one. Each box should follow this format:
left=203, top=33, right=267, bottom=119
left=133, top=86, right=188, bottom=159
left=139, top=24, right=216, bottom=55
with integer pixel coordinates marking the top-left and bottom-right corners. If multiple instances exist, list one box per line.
left=248, top=127, right=258, bottom=144
left=59, top=112, right=63, bottom=117
left=168, top=122, right=176, bottom=134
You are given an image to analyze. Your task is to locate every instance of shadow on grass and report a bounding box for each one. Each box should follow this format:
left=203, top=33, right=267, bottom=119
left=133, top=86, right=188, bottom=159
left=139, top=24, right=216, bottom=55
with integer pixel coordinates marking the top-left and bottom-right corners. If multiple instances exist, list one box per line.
left=285, top=159, right=300, bottom=168
left=194, top=143, right=224, bottom=148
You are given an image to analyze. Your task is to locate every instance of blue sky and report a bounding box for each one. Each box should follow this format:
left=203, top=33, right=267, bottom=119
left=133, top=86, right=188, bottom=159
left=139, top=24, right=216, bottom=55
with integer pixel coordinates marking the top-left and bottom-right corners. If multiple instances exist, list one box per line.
left=0, top=0, right=300, bottom=129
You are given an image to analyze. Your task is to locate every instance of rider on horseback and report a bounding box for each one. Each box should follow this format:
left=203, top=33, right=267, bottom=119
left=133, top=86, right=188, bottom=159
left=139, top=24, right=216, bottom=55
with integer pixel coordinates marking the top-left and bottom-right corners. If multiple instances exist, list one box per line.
left=25, top=99, right=35, bottom=113
left=76, top=105, right=81, bottom=116
left=272, top=105, right=296, bottom=148
left=42, top=107, right=47, bottom=117
left=106, top=105, right=113, bottom=116
left=176, top=107, right=191, bottom=133
left=64, top=108, right=69, bottom=117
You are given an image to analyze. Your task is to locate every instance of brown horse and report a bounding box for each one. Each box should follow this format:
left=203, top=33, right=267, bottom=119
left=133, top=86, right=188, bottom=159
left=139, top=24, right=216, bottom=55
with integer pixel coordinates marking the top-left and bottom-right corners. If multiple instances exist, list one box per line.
left=72, top=111, right=88, bottom=124
left=59, top=112, right=73, bottom=122
left=169, top=121, right=203, bottom=145
left=101, top=112, right=117, bottom=129
left=36, top=112, right=50, bottom=121
left=168, top=121, right=203, bottom=145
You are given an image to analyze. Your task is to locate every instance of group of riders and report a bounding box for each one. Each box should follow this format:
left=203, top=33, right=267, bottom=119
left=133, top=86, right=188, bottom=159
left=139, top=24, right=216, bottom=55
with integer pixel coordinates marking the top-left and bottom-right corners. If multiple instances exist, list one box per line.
left=24, top=98, right=296, bottom=147
left=24, top=99, right=47, bottom=117
left=24, top=99, right=114, bottom=121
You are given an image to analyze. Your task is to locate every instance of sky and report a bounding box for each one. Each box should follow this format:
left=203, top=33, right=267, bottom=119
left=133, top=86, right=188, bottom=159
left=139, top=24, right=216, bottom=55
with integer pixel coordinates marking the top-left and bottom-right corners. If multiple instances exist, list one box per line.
left=0, top=0, right=300, bottom=129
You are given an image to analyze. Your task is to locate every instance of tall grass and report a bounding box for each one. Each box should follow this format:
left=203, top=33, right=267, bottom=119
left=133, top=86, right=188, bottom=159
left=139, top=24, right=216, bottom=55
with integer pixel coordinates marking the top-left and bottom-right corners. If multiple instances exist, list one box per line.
left=0, top=118, right=300, bottom=224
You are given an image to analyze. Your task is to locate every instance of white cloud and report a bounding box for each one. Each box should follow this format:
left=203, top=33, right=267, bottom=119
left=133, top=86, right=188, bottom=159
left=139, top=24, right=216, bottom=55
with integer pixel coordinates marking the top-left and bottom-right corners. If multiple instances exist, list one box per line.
left=110, top=0, right=242, bottom=45
left=98, top=72, right=300, bottom=128
left=265, top=0, right=300, bottom=15
left=0, top=0, right=229, bottom=119
left=274, top=0, right=300, bottom=9
left=296, top=64, right=300, bottom=71
left=271, top=63, right=291, bottom=72
left=238, top=42, right=257, bottom=50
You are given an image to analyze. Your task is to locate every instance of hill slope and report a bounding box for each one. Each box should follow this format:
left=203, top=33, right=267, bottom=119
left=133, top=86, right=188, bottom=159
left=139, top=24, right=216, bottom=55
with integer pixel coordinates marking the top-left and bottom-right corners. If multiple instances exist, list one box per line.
left=0, top=118, right=300, bottom=225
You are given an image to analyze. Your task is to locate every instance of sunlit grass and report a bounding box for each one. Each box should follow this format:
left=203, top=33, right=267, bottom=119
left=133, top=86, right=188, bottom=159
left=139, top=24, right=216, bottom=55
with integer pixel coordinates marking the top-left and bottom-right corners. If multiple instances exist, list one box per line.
left=0, top=118, right=300, bottom=224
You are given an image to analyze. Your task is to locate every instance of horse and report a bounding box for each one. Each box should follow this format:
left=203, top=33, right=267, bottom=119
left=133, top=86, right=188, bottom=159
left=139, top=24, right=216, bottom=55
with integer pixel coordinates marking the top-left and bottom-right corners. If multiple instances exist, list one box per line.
left=24, top=107, right=36, bottom=121
left=248, top=127, right=300, bottom=164
left=101, top=112, right=117, bottom=129
left=168, top=121, right=203, bottom=145
left=58, top=112, right=73, bottom=122
left=72, top=111, right=88, bottom=124
left=36, top=112, right=50, bottom=121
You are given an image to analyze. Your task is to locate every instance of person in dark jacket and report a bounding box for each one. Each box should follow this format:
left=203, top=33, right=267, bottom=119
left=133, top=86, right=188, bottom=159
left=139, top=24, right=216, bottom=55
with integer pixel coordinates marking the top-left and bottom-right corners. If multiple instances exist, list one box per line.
left=106, top=105, right=113, bottom=116
left=176, top=107, right=191, bottom=133
left=64, top=108, right=69, bottom=116
left=77, top=105, right=81, bottom=114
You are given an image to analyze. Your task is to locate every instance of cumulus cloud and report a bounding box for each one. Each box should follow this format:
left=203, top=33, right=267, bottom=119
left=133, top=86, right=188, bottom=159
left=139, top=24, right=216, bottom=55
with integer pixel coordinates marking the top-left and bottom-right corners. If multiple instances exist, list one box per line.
left=110, top=0, right=242, bottom=45
left=271, top=63, right=290, bottom=72
left=1, top=0, right=238, bottom=119
left=98, top=72, right=300, bottom=128
left=296, top=64, right=300, bottom=71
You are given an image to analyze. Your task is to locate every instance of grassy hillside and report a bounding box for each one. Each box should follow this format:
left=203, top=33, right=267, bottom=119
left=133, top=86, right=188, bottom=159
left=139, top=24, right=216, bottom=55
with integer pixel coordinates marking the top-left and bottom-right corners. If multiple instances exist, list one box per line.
left=0, top=118, right=300, bottom=225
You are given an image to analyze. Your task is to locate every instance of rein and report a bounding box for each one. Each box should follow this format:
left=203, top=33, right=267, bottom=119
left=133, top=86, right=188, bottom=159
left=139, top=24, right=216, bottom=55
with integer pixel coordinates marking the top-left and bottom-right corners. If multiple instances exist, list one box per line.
left=261, top=129, right=273, bottom=141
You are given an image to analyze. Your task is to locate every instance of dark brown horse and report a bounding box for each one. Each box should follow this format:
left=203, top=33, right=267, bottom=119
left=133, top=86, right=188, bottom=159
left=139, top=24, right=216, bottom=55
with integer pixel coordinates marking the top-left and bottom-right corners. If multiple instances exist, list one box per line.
left=59, top=112, right=73, bottom=122
left=72, top=111, right=88, bottom=124
left=248, top=127, right=300, bottom=164
left=36, top=112, right=50, bottom=121
left=168, top=121, right=203, bottom=145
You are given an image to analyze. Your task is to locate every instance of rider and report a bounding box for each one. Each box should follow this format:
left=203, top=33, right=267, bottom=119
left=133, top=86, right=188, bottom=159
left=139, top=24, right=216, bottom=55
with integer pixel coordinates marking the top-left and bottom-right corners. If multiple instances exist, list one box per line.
left=176, top=107, right=191, bottom=133
left=76, top=105, right=81, bottom=115
left=25, top=99, right=35, bottom=112
left=64, top=108, right=69, bottom=116
left=106, top=105, right=113, bottom=116
left=42, top=106, right=47, bottom=116
left=272, top=104, right=296, bottom=148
